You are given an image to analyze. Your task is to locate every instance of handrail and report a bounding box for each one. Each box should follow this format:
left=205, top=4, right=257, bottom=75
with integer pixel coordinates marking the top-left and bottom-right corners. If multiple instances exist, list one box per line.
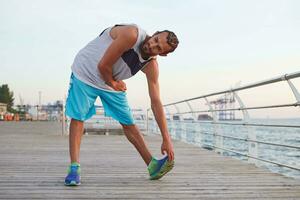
left=203, top=143, right=300, bottom=171
left=164, top=71, right=300, bottom=107
left=162, top=120, right=300, bottom=129
left=156, top=117, right=300, bottom=128
left=196, top=121, right=300, bottom=128
left=200, top=131, right=300, bottom=150
left=168, top=102, right=299, bottom=115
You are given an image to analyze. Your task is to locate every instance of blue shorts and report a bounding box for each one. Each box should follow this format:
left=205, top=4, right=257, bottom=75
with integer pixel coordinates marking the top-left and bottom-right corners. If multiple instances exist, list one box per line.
left=65, top=74, right=135, bottom=125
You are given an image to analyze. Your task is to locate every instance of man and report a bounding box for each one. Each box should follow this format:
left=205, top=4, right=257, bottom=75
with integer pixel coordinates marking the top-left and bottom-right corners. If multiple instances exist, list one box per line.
left=64, top=24, right=179, bottom=186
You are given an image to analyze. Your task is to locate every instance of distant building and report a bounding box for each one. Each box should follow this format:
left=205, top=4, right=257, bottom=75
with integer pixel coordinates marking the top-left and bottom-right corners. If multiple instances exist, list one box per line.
left=0, top=103, right=7, bottom=113
left=0, top=103, right=7, bottom=120
left=198, top=114, right=213, bottom=121
left=24, top=101, right=63, bottom=121
left=172, top=115, right=180, bottom=121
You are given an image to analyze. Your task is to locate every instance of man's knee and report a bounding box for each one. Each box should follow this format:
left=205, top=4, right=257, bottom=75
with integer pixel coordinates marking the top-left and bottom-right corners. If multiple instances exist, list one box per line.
left=121, top=123, right=136, bottom=131
left=71, top=118, right=84, bottom=127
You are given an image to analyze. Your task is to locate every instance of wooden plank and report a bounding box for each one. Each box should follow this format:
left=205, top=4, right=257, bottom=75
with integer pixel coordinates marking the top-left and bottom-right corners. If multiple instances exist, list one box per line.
left=0, top=121, right=299, bottom=199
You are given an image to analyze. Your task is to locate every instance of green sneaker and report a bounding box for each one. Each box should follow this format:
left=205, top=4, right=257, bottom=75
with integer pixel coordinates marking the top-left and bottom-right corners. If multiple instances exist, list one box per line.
left=148, top=156, right=174, bottom=180
left=64, top=162, right=81, bottom=186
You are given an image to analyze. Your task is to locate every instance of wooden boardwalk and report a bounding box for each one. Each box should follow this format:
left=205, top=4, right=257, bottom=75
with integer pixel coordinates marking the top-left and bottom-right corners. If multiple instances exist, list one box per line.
left=0, top=122, right=300, bottom=199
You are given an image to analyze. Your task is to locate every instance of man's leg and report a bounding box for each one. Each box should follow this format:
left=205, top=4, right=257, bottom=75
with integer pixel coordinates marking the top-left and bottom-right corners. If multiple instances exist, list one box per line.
left=64, top=74, right=98, bottom=186
left=121, top=123, right=174, bottom=180
left=64, top=118, right=84, bottom=186
left=99, top=91, right=173, bottom=179
left=69, top=118, right=84, bottom=163
left=121, top=124, right=152, bottom=165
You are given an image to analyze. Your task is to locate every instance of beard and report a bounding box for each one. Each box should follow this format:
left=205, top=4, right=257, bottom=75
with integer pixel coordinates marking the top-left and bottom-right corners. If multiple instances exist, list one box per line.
left=140, top=36, right=151, bottom=56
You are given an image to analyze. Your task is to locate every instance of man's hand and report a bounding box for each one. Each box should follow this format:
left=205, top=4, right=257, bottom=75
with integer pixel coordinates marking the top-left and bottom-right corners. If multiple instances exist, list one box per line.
left=110, top=80, right=127, bottom=91
left=161, top=138, right=174, bottom=161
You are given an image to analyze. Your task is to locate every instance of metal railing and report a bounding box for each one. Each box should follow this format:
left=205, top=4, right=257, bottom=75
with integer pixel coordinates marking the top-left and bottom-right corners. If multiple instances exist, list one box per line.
left=146, top=71, right=300, bottom=174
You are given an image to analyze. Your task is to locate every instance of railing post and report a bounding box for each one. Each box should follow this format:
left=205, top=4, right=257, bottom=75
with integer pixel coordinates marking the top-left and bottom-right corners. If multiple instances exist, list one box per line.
left=282, top=75, right=300, bottom=103
left=185, top=101, right=197, bottom=143
left=233, top=91, right=257, bottom=164
left=186, top=101, right=197, bottom=120
left=205, top=97, right=223, bottom=154
left=173, top=104, right=184, bottom=140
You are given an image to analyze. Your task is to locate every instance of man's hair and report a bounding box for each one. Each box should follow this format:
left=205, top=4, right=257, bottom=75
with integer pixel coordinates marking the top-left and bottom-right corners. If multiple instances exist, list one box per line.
left=154, top=30, right=179, bottom=54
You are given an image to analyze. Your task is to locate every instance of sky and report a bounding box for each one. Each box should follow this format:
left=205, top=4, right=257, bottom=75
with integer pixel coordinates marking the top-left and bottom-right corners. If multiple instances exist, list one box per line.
left=0, top=0, right=299, bottom=118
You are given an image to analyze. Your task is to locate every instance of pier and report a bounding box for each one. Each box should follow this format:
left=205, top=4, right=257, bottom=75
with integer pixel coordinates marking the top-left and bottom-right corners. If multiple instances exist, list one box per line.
left=0, top=122, right=300, bottom=199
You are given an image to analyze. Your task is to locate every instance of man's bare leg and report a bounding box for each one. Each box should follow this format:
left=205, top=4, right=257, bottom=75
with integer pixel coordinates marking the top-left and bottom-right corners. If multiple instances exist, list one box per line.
left=69, top=118, right=84, bottom=163
left=121, top=124, right=152, bottom=165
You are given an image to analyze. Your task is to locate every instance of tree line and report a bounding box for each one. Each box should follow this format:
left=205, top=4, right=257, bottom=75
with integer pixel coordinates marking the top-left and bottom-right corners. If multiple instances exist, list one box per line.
left=0, top=84, right=15, bottom=113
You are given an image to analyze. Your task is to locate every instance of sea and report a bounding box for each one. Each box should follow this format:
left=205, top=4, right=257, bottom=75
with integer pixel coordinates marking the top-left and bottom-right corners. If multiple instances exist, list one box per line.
left=147, top=118, right=300, bottom=180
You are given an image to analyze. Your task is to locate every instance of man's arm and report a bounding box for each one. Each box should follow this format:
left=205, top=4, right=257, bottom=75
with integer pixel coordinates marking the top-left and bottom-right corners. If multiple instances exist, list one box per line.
left=98, top=26, right=137, bottom=91
left=142, top=59, right=174, bottom=161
